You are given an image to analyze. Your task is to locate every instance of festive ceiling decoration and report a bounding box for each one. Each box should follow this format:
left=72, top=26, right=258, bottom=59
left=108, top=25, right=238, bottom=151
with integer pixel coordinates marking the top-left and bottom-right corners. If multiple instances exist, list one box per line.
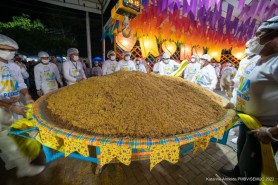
left=130, top=0, right=277, bottom=51
left=139, top=35, right=159, bottom=58
left=104, top=0, right=277, bottom=59
left=115, top=32, right=137, bottom=51
left=162, top=41, right=177, bottom=56
left=180, top=44, right=192, bottom=60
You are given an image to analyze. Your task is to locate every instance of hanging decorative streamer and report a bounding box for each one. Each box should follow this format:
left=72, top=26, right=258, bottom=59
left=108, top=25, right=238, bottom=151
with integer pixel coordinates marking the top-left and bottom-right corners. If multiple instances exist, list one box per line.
left=139, top=36, right=159, bottom=58
left=115, top=32, right=137, bottom=51
left=162, top=41, right=177, bottom=56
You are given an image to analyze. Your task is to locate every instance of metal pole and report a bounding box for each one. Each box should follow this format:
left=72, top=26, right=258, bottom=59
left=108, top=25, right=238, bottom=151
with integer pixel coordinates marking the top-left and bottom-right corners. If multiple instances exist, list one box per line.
left=101, top=6, right=105, bottom=62
left=86, top=11, right=92, bottom=68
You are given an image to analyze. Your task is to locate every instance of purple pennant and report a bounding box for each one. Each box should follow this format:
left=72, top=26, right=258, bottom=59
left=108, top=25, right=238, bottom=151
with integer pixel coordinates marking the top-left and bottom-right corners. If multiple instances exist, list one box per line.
left=162, top=0, right=168, bottom=12
left=269, top=0, right=276, bottom=7
left=168, top=1, right=175, bottom=14
left=258, top=3, right=269, bottom=21
left=188, top=11, right=196, bottom=24
left=234, top=22, right=243, bottom=38
left=215, top=0, right=222, bottom=11
left=254, top=0, right=264, bottom=18
left=242, top=17, right=251, bottom=36
left=157, top=0, right=162, bottom=13
left=217, top=17, right=224, bottom=35
left=231, top=17, right=239, bottom=34
left=238, top=0, right=245, bottom=11
left=204, top=0, right=209, bottom=11
left=264, top=5, right=277, bottom=21
left=247, top=19, right=256, bottom=38
left=210, top=10, right=217, bottom=30
left=199, top=0, right=205, bottom=8
left=176, top=0, right=181, bottom=10
left=182, top=0, right=189, bottom=15
left=246, top=0, right=259, bottom=21
left=225, top=3, right=233, bottom=23
left=190, top=0, right=197, bottom=15
left=241, top=6, right=250, bottom=21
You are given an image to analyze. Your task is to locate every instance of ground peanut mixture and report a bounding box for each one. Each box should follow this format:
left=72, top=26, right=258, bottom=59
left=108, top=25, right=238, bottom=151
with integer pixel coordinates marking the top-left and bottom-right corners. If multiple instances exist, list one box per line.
left=45, top=71, right=227, bottom=138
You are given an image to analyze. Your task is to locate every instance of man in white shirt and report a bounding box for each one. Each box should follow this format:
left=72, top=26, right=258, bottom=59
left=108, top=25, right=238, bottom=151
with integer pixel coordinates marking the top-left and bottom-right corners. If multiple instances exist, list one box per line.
left=183, top=54, right=201, bottom=82
left=102, top=50, right=118, bottom=75
left=158, top=52, right=180, bottom=76
left=196, top=54, right=218, bottom=91
left=115, top=51, right=136, bottom=72
left=0, top=34, right=45, bottom=177
left=63, top=48, right=87, bottom=85
left=34, top=51, right=63, bottom=96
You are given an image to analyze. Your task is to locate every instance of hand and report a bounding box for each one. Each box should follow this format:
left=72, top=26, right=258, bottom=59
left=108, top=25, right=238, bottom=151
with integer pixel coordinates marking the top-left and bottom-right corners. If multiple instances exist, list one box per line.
left=249, top=127, right=272, bottom=144
left=223, top=102, right=235, bottom=109
left=25, top=95, right=34, bottom=104
left=37, top=90, right=43, bottom=97
left=9, top=96, right=20, bottom=103
left=76, top=78, right=83, bottom=82
left=9, top=105, right=28, bottom=117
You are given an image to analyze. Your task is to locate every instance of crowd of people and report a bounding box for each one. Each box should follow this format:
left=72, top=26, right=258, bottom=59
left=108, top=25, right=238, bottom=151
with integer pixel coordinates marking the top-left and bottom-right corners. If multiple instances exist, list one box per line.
left=0, top=15, right=277, bottom=185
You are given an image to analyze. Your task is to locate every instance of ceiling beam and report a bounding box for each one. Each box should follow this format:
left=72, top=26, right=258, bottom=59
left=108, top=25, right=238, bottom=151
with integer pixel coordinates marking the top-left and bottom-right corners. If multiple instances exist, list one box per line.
left=38, top=0, right=102, bottom=14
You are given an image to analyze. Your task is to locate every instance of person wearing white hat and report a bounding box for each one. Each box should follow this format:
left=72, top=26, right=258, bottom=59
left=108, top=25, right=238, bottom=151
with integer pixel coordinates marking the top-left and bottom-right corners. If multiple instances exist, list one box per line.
left=0, top=34, right=45, bottom=177
left=63, top=48, right=86, bottom=85
left=183, top=54, right=201, bottom=82
left=34, top=51, right=63, bottom=96
left=220, top=16, right=278, bottom=183
left=195, top=54, right=218, bottom=91
left=134, top=58, right=147, bottom=73
left=102, top=50, right=118, bottom=75
left=158, top=52, right=180, bottom=76
left=115, top=51, right=136, bottom=72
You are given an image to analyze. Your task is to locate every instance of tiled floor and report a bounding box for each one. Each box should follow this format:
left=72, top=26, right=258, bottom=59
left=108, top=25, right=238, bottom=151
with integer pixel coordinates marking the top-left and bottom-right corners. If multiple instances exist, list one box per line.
left=0, top=142, right=239, bottom=185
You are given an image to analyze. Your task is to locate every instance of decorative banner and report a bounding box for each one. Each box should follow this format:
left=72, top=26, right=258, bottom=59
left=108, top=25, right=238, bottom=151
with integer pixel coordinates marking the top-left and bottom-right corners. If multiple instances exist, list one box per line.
left=162, top=41, right=177, bottom=56
left=139, top=35, right=159, bottom=58
left=180, top=44, right=192, bottom=60
left=64, top=137, right=89, bottom=157
left=39, top=127, right=62, bottom=150
left=149, top=143, right=179, bottom=170
left=115, top=32, right=137, bottom=51
left=99, top=143, right=132, bottom=167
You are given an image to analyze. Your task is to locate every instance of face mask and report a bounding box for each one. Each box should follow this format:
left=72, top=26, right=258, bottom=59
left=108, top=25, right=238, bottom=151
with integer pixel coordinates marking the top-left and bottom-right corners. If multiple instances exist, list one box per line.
left=191, top=58, right=196, bottom=63
left=0, top=50, right=15, bottom=60
left=110, top=56, right=116, bottom=61
left=41, top=59, right=49, bottom=64
left=200, top=60, right=205, bottom=66
left=124, top=56, right=130, bottom=61
left=245, top=48, right=253, bottom=56
left=249, top=37, right=271, bottom=55
left=73, top=55, right=79, bottom=61
left=163, top=59, right=170, bottom=64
